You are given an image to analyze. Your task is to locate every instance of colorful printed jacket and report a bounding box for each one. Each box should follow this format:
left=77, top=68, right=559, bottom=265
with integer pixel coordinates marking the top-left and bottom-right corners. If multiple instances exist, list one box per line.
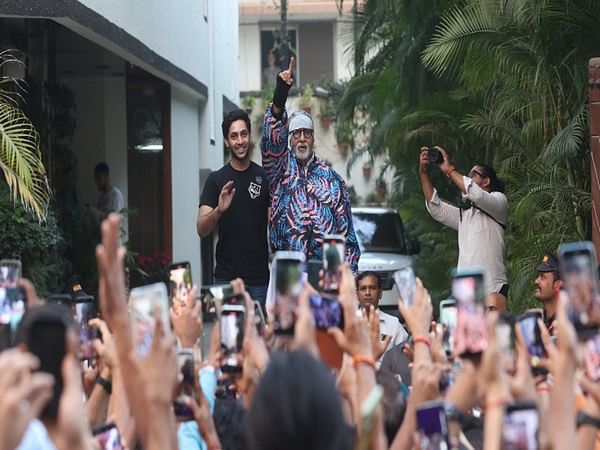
left=261, top=106, right=360, bottom=273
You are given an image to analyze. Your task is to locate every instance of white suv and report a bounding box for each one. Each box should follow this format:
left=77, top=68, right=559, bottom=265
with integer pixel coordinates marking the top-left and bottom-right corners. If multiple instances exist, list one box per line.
left=352, top=207, right=418, bottom=310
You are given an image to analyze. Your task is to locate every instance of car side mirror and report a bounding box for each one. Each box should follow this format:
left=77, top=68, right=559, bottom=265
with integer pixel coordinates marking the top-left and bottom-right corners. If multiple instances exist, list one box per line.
left=408, top=239, right=421, bottom=255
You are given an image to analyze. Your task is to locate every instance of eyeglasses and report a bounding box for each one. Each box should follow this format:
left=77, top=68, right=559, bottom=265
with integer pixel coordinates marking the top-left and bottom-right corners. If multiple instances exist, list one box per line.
left=468, top=169, right=486, bottom=179
left=291, top=129, right=314, bottom=139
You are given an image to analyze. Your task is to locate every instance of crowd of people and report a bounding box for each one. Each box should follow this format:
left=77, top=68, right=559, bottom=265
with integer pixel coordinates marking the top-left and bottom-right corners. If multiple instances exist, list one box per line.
left=1, top=58, right=600, bottom=450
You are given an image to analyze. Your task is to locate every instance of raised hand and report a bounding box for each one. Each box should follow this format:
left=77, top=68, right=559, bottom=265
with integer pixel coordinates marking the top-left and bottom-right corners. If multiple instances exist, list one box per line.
left=367, top=305, right=392, bottom=361
left=278, top=56, right=296, bottom=86
left=216, top=180, right=236, bottom=214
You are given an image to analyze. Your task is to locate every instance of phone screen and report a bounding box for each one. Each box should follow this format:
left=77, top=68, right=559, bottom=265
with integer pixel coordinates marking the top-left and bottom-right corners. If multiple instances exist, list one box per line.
left=517, top=312, right=547, bottom=375
left=274, top=257, right=303, bottom=334
left=416, top=401, right=450, bottom=449
left=322, top=236, right=345, bottom=294
left=75, top=301, right=98, bottom=361
left=220, top=298, right=245, bottom=373
left=174, top=349, right=196, bottom=420
left=200, top=284, right=231, bottom=323
left=28, top=319, right=66, bottom=419
left=0, top=259, right=25, bottom=328
left=559, top=242, right=600, bottom=338
left=93, top=422, right=123, bottom=450
left=129, top=283, right=170, bottom=356
left=497, top=313, right=516, bottom=371
left=502, top=404, right=539, bottom=450
left=394, top=266, right=416, bottom=307
left=439, top=300, right=457, bottom=356
left=169, top=262, right=192, bottom=304
left=452, top=271, right=487, bottom=356
left=309, top=294, right=343, bottom=329
left=585, top=335, right=600, bottom=381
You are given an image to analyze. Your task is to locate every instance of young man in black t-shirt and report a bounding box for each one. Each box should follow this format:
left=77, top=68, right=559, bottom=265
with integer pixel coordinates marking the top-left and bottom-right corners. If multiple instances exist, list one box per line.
left=197, top=110, right=270, bottom=307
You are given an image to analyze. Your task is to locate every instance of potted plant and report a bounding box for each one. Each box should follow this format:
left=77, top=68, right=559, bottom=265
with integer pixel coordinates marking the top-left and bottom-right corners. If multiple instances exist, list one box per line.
left=299, top=84, right=313, bottom=113
left=242, top=95, right=255, bottom=115
left=336, top=122, right=353, bottom=157
left=319, top=100, right=335, bottom=129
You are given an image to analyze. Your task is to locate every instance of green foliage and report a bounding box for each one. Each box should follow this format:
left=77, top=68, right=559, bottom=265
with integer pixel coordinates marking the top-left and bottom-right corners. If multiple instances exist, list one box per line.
left=343, top=0, right=597, bottom=312
left=0, top=184, right=66, bottom=296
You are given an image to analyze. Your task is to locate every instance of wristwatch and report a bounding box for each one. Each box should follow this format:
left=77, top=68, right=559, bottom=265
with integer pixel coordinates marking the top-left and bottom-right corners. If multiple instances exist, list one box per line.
left=96, top=375, right=112, bottom=395
left=576, top=411, right=600, bottom=429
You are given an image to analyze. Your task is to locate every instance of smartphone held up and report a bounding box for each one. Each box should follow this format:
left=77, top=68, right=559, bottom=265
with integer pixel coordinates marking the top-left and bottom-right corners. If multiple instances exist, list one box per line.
left=273, top=251, right=304, bottom=335
left=220, top=293, right=246, bottom=373
left=129, top=282, right=170, bottom=357
left=452, top=269, right=487, bottom=357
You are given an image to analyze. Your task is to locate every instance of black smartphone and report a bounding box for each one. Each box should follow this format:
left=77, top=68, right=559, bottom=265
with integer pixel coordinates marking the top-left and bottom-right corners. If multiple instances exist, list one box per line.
left=273, top=251, right=305, bottom=335
left=502, top=402, right=539, bottom=450
left=93, top=422, right=124, bottom=450
left=439, top=299, right=457, bottom=356
left=452, top=269, right=487, bottom=357
left=415, top=401, right=450, bottom=449
left=220, top=294, right=246, bottom=373
left=26, top=307, right=69, bottom=419
left=497, top=313, right=516, bottom=372
left=174, top=349, right=196, bottom=421
left=517, top=311, right=547, bottom=376
left=200, top=284, right=232, bottom=323
left=309, top=294, right=343, bottom=329
left=75, top=301, right=98, bottom=361
left=169, top=261, right=192, bottom=304
left=559, top=241, right=600, bottom=340
left=322, top=235, right=345, bottom=294
left=0, top=259, right=25, bottom=329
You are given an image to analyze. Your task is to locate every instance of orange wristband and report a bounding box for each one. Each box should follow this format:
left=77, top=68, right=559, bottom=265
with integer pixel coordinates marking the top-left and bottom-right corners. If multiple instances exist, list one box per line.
left=446, top=166, right=456, bottom=177
left=352, top=355, right=376, bottom=370
left=413, top=335, right=431, bottom=349
left=485, top=397, right=510, bottom=412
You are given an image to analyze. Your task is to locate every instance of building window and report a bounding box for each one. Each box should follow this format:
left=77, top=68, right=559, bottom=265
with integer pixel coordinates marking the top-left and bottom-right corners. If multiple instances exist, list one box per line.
left=260, top=29, right=297, bottom=88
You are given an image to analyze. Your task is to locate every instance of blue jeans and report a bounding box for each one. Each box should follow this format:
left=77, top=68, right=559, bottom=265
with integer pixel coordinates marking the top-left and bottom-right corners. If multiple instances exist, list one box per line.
left=214, top=279, right=268, bottom=314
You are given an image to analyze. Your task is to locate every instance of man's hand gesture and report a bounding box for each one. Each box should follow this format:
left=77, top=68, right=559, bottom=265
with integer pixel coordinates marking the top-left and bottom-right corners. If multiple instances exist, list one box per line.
left=217, top=180, right=236, bottom=214
left=278, top=57, right=296, bottom=87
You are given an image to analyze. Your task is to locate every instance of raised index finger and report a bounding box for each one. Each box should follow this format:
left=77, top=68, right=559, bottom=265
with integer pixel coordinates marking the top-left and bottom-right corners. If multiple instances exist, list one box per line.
left=288, top=56, right=296, bottom=74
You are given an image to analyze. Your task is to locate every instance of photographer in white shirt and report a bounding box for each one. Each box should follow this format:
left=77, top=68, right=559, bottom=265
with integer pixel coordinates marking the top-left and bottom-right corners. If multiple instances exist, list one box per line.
left=419, top=146, right=508, bottom=312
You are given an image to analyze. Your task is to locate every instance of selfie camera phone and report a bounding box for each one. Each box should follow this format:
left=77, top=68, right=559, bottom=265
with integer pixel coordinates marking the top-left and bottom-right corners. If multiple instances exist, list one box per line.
left=517, top=311, right=547, bottom=376
left=0, top=259, right=25, bottom=329
left=273, top=251, right=305, bottom=335
left=93, top=422, right=124, bottom=450
left=129, top=283, right=170, bottom=357
left=394, top=266, right=416, bottom=307
left=502, top=402, right=539, bottom=450
left=452, top=269, right=487, bottom=357
left=174, top=349, right=196, bottom=421
left=220, top=295, right=245, bottom=373
left=75, top=300, right=98, bottom=361
left=322, top=235, right=345, bottom=294
left=309, top=294, right=344, bottom=329
left=439, top=299, right=457, bottom=356
left=169, top=261, right=192, bottom=304
left=200, top=284, right=232, bottom=323
left=558, top=241, right=600, bottom=340
left=415, top=401, right=450, bottom=449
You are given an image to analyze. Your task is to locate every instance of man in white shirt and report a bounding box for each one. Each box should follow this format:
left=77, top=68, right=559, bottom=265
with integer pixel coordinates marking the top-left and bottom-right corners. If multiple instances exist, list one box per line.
left=356, top=271, right=408, bottom=364
left=91, top=162, right=124, bottom=219
left=419, top=146, right=508, bottom=312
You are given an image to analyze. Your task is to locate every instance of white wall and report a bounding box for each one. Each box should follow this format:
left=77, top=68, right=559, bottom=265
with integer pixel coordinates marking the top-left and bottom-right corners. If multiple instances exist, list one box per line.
left=239, top=23, right=261, bottom=92
left=77, top=0, right=209, bottom=83
left=171, top=87, right=202, bottom=285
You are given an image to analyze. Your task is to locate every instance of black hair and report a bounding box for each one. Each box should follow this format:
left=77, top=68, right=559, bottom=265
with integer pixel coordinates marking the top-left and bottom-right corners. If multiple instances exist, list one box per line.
left=222, top=109, right=251, bottom=138
left=376, top=369, right=407, bottom=444
left=475, top=164, right=505, bottom=193
left=214, top=398, right=247, bottom=450
left=356, top=271, right=382, bottom=291
left=94, top=162, right=109, bottom=176
left=247, top=350, right=352, bottom=450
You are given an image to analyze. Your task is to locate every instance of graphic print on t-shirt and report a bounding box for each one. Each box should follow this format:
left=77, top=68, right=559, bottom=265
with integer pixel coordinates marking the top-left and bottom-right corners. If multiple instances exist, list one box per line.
left=248, top=181, right=261, bottom=199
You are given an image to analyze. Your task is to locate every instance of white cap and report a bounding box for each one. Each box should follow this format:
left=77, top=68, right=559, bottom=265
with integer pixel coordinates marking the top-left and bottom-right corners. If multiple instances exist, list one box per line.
left=288, top=110, right=314, bottom=133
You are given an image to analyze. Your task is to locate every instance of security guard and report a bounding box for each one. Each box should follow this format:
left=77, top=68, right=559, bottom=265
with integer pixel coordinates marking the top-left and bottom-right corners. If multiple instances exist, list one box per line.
left=533, top=251, right=561, bottom=331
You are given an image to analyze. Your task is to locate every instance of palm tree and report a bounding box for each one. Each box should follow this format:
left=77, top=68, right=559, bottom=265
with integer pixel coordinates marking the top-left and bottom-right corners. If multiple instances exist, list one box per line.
left=0, top=49, right=50, bottom=222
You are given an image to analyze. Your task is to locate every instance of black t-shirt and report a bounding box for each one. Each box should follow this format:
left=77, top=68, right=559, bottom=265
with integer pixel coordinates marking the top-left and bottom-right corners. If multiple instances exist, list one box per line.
left=199, top=162, right=269, bottom=284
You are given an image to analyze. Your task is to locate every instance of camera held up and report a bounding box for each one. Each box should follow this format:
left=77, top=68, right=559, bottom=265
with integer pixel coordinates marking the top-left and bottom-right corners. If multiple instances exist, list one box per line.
left=427, top=147, right=444, bottom=164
